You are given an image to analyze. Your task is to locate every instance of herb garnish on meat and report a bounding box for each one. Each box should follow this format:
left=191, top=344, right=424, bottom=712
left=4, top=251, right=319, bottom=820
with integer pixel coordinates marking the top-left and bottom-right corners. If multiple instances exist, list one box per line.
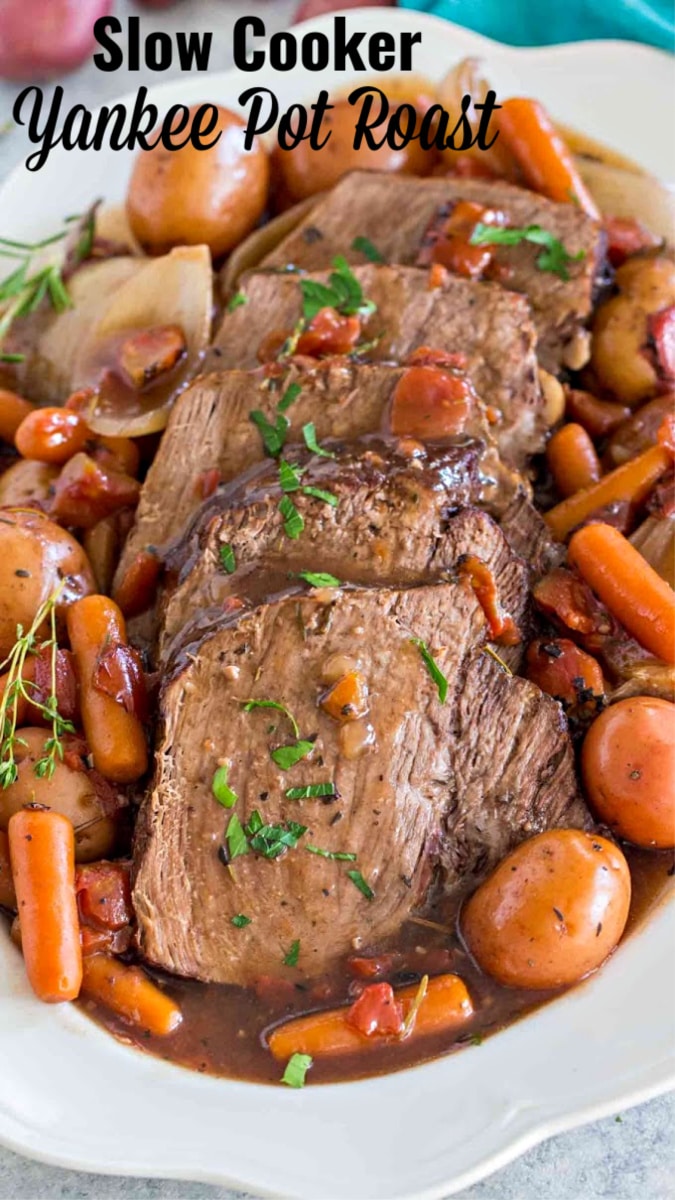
left=218, top=544, right=236, bottom=574
left=411, top=638, right=449, bottom=703
left=278, top=494, right=305, bottom=539
left=285, top=782, right=337, bottom=799
left=212, top=764, right=238, bottom=809
left=281, top=1052, right=312, bottom=1088
left=277, top=381, right=302, bottom=413
left=242, top=698, right=314, bottom=770
left=283, top=939, right=300, bottom=966
left=278, top=460, right=304, bottom=492
left=231, top=914, right=251, bottom=927
left=246, top=811, right=308, bottom=858
left=347, top=869, right=375, bottom=900
left=306, top=845, right=357, bottom=861
left=294, top=572, right=341, bottom=589
left=299, top=255, right=376, bottom=322
left=351, top=235, right=385, bottom=263
left=227, top=291, right=247, bottom=312
left=249, top=409, right=290, bottom=457
left=469, top=223, right=585, bottom=280
left=302, top=486, right=339, bottom=507
left=302, top=422, right=336, bottom=459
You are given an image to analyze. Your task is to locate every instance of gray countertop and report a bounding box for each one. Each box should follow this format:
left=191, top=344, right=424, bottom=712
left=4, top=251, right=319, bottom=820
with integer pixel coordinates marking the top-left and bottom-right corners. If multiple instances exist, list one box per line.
left=0, top=3, right=673, bottom=1197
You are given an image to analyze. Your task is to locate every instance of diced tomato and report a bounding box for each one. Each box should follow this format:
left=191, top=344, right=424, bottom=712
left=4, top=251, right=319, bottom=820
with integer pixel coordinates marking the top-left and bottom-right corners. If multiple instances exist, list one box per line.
left=406, top=346, right=468, bottom=371
left=650, top=306, right=675, bottom=383
left=296, top=308, right=362, bottom=358
left=320, top=670, right=369, bottom=722
left=458, top=554, right=520, bottom=644
left=112, top=548, right=161, bottom=619
left=427, top=263, right=449, bottom=290
left=418, top=201, right=507, bottom=280
left=118, top=324, right=186, bottom=390
left=533, top=568, right=613, bottom=642
left=348, top=954, right=397, bottom=980
left=525, top=638, right=605, bottom=707
left=253, top=975, right=297, bottom=1006
left=32, top=646, right=78, bottom=722
left=50, top=452, right=140, bottom=528
left=391, top=365, right=474, bottom=440
left=93, top=642, right=148, bottom=722
left=76, top=862, right=132, bottom=932
left=346, top=982, right=404, bottom=1037
left=603, top=216, right=660, bottom=268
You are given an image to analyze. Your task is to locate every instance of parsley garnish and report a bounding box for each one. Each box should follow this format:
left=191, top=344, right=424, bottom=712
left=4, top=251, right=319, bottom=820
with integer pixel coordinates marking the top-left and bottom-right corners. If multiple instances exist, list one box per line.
left=224, top=813, right=249, bottom=861
left=347, top=869, right=375, bottom=900
left=282, top=1052, right=312, bottom=1088
left=277, top=381, right=301, bottom=413
left=285, top=782, right=337, bottom=800
left=242, top=698, right=301, bottom=738
left=351, top=235, right=384, bottom=263
left=279, top=494, right=305, bottom=539
left=302, top=486, right=338, bottom=507
left=212, top=764, right=238, bottom=809
left=283, top=938, right=300, bottom=967
left=294, top=571, right=341, bottom=589
left=306, top=845, right=357, bottom=861
left=278, top=460, right=304, bottom=493
left=249, top=409, right=290, bottom=457
left=227, top=291, right=247, bottom=312
left=246, top=813, right=307, bottom=858
left=302, top=422, right=336, bottom=459
left=271, top=740, right=314, bottom=770
left=219, top=544, right=236, bottom=574
left=469, top=223, right=585, bottom=281
left=231, top=914, right=251, bottom=928
left=412, top=638, right=448, bottom=703
left=300, top=255, right=376, bottom=322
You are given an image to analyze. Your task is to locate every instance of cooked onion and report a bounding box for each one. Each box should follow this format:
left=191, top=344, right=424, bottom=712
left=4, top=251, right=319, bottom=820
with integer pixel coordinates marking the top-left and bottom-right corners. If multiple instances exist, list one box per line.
left=435, top=57, right=515, bottom=177
left=75, top=245, right=213, bottom=437
left=573, top=158, right=675, bottom=243
left=219, top=195, right=320, bottom=297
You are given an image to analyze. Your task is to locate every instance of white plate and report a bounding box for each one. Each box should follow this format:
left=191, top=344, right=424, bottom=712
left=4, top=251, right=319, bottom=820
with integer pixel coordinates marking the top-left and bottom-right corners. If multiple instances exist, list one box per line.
left=0, top=9, right=673, bottom=1198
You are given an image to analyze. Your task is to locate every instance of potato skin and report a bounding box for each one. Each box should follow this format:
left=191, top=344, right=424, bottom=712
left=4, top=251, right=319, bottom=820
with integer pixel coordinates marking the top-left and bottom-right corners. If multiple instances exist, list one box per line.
left=582, top=697, right=675, bottom=849
left=126, top=105, right=270, bottom=259
left=591, top=257, right=675, bottom=406
left=274, top=98, right=436, bottom=204
left=462, top=830, right=631, bottom=989
left=0, top=509, right=95, bottom=660
left=0, top=460, right=58, bottom=507
left=0, top=729, right=116, bottom=862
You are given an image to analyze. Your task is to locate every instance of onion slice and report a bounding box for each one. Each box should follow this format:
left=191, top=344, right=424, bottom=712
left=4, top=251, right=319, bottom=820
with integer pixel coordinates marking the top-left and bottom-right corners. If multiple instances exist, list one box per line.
left=219, top=195, right=320, bottom=297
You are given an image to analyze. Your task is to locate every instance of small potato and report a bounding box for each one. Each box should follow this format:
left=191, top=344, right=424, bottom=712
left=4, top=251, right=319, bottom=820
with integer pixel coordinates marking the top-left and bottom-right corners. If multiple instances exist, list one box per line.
left=591, top=257, right=675, bottom=406
left=274, top=98, right=436, bottom=204
left=462, top=829, right=631, bottom=989
left=0, top=459, right=58, bottom=507
left=582, top=697, right=675, bottom=849
left=0, top=509, right=95, bottom=660
left=126, top=105, right=270, bottom=259
left=0, top=729, right=117, bottom=862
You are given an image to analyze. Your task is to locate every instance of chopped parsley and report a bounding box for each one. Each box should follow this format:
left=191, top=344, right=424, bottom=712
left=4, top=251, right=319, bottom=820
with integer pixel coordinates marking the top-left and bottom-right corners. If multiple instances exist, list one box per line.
left=231, top=914, right=251, bottom=928
left=300, top=255, right=376, bottom=322
left=347, top=869, right=375, bottom=900
left=302, top=422, right=336, bottom=459
left=351, top=235, right=384, bottom=263
left=246, top=813, right=307, bottom=858
left=224, top=813, right=248, bottom=861
left=278, top=494, right=305, bottom=539
left=469, top=223, right=586, bottom=281
left=285, top=782, right=337, bottom=800
left=271, top=740, right=314, bottom=770
left=277, top=381, right=302, bottom=413
left=281, top=1052, right=312, bottom=1088
left=302, top=485, right=338, bottom=507
left=306, top=845, right=357, bottom=861
left=294, top=571, right=341, bottom=589
left=412, top=638, right=448, bottom=704
left=283, top=938, right=300, bottom=967
left=218, top=544, right=236, bottom=574
left=278, top=460, right=304, bottom=493
left=227, top=291, right=247, bottom=312
left=242, top=698, right=300, bottom=739
left=249, top=409, right=290, bottom=457
left=212, top=764, right=238, bottom=809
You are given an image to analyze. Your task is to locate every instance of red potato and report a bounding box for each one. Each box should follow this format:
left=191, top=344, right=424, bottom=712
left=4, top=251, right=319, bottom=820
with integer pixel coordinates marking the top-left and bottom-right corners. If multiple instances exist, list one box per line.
left=582, top=697, right=675, bottom=849
left=462, top=830, right=631, bottom=990
left=0, top=0, right=113, bottom=80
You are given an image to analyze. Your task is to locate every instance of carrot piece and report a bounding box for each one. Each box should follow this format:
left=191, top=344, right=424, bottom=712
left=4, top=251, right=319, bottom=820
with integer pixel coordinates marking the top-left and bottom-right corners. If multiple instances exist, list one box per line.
left=268, top=973, right=473, bottom=1060
left=0, top=830, right=16, bottom=909
left=568, top=523, right=675, bottom=664
left=546, top=423, right=601, bottom=498
left=498, top=98, right=600, bottom=219
left=545, top=444, right=671, bottom=541
left=66, top=595, right=148, bottom=783
left=112, top=549, right=161, bottom=618
left=320, top=671, right=369, bottom=722
left=565, top=389, right=631, bottom=440
left=0, top=388, right=34, bottom=445
left=81, top=953, right=182, bottom=1036
left=7, top=809, right=82, bottom=1003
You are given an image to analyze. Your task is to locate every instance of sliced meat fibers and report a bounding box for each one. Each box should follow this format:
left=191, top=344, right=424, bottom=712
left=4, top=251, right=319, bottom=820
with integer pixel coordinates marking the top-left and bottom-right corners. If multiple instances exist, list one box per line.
left=132, top=581, right=586, bottom=986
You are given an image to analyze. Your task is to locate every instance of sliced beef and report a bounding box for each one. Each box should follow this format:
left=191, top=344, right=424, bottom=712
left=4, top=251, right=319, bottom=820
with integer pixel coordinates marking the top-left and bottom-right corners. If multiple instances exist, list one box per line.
left=261, top=172, right=603, bottom=372
left=160, top=443, right=531, bottom=664
left=500, top=491, right=563, bottom=579
left=212, top=263, right=543, bottom=465
left=133, top=581, right=587, bottom=986
left=114, top=361, right=516, bottom=610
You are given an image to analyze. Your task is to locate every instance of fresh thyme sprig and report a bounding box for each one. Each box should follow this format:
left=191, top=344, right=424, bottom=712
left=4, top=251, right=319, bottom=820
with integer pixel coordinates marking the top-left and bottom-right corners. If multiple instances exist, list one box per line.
left=0, top=207, right=97, bottom=364
left=0, top=581, right=75, bottom=788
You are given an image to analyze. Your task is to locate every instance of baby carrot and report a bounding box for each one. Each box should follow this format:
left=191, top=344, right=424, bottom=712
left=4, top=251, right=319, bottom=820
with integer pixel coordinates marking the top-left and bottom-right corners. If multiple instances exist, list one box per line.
left=565, top=390, right=631, bottom=440
left=0, top=389, right=34, bottom=445
left=546, top=423, right=601, bottom=498
left=568, top=523, right=675, bottom=664
left=8, top=809, right=82, bottom=1003
left=268, top=974, right=473, bottom=1060
left=0, top=830, right=16, bottom=909
left=498, top=98, right=600, bottom=219
left=66, top=595, right=148, bottom=783
left=545, top=443, right=671, bottom=541
left=81, top=954, right=182, bottom=1036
